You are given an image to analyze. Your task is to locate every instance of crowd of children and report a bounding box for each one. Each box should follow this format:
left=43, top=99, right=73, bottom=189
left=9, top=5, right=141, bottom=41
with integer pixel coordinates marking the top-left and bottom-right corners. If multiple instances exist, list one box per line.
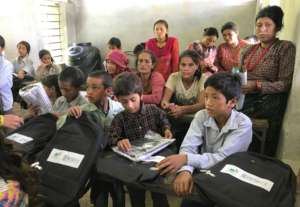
left=0, top=5, right=297, bottom=207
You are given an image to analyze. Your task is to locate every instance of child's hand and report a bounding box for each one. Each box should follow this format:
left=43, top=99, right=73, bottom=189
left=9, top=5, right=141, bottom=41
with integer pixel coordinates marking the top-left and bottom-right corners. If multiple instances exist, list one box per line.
left=117, top=139, right=131, bottom=152
left=164, top=129, right=172, bottom=139
left=161, top=101, right=170, bottom=110
left=68, top=106, right=82, bottom=118
left=17, top=70, right=25, bottom=79
left=156, top=154, right=187, bottom=175
left=173, top=171, right=193, bottom=196
left=27, top=105, right=40, bottom=117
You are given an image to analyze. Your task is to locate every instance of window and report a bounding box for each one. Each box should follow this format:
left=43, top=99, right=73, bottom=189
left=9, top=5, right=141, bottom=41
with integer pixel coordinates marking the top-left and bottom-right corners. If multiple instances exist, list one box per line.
left=40, top=0, right=67, bottom=63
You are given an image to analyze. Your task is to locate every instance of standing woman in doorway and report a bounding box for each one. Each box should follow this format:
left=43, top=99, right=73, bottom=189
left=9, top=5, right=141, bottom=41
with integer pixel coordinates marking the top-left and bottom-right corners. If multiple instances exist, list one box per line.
left=214, top=22, right=248, bottom=72
left=146, top=19, right=179, bottom=80
left=240, top=6, right=296, bottom=156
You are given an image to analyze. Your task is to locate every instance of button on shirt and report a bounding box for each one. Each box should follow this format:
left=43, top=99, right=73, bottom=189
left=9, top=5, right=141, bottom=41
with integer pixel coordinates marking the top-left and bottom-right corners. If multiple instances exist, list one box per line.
left=0, top=56, right=13, bottom=112
left=179, top=109, right=252, bottom=173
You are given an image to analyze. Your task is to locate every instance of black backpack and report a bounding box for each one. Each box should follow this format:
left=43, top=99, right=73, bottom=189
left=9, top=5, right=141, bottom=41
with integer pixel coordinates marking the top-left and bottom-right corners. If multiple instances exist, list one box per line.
left=193, top=152, right=296, bottom=207
left=36, top=112, right=106, bottom=207
left=5, top=113, right=57, bottom=162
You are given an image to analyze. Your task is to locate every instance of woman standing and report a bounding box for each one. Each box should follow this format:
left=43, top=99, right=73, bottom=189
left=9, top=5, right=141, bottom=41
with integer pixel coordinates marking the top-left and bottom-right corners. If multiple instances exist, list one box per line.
left=241, top=6, right=296, bottom=156
left=146, top=19, right=179, bottom=80
left=214, top=22, right=248, bottom=72
left=187, top=27, right=219, bottom=75
left=136, top=50, right=165, bottom=105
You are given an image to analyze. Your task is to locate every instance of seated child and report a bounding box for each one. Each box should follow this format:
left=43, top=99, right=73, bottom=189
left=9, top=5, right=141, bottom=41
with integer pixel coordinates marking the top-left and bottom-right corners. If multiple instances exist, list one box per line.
left=35, top=49, right=61, bottom=81
left=68, top=71, right=124, bottom=207
left=110, top=72, right=172, bottom=207
left=52, top=67, right=87, bottom=115
left=157, top=72, right=252, bottom=207
left=105, top=49, right=130, bottom=79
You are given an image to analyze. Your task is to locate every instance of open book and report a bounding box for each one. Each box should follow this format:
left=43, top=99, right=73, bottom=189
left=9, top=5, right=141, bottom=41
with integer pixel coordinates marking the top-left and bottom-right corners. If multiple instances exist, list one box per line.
left=112, top=131, right=175, bottom=162
left=19, top=82, right=53, bottom=114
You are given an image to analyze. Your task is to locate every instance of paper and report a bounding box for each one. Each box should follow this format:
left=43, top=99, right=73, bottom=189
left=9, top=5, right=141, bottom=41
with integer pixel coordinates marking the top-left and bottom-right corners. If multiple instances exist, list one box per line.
left=141, top=155, right=166, bottom=163
left=6, top=133, right=33, bottom=144
left=47, top=148, right=85, bottom=168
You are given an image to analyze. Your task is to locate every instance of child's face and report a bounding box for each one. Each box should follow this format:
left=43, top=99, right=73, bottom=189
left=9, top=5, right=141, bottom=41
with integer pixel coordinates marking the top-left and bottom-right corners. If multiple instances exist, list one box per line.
left=41, top=54, right=52, bottom=65
left=204, top=86, right=236, bottom=117
left=106, top=60, right=118, bottom=76
left=137, top=52, right=153, bottom=74
left=43, top=85, right=56, bottom=100
left=118, top=93, right=141, bottom=113
left=202, top=35, right=217, bottom=48
left=58, top=81, right=79, bottom=102
left=179, top=57, right=198, bottom=80
left=17, top=44, right=28, bottom=57
left=86, top=77, right=106, bottom=103
left=222, top=29, right=239, bottom=45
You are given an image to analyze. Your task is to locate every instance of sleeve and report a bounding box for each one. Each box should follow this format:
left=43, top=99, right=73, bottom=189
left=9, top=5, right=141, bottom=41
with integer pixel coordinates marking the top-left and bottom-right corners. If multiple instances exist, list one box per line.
left=142, top=72, right=165, bottom=104
left=183, top=115, right=252, bottom=171
left=171, top=38, right=179, bottom=73
left=109, top=114, right=125, bottom=146
left=165, top=73, right=176, bottom=91
left=178, top=111, right=205, bottom=173
left=214, top=45, right=225, bottom=71
left=0, top=61, right=13, bottom=89
left=261, top=42, right=296, bottom=94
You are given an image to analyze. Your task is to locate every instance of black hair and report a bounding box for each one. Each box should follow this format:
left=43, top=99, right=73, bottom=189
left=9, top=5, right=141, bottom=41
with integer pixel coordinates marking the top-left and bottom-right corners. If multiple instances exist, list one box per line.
left=153, top=19, right=169, bottom=30
left=108, top=37, right=121, bottom=49
left=0, top=35, right=5, bottom=48
left=256, top=5, right=284, bottom=31
left=221, top=22, right=238, bottom=33
left=17, top=41, right=31, bottom=54
left=204, top=72, right=241, bottom=101
left=59, top=67, right=84, bottom=89
left=113, top=72, right=143, bottom=97
left=0, top=139, right=38, bottom=196
left=42, top=74, right=62, bottom=97
left=179, top=50, right=202, bottom=80
left=135, top=49, right=157, bottom=69
left=203, top=27, right=219, bottom=38
left=88, top=70, right=113, bottom=89
left=39, top=49, right=54, bottom=62
left=133, top=42, right=146, bottom=55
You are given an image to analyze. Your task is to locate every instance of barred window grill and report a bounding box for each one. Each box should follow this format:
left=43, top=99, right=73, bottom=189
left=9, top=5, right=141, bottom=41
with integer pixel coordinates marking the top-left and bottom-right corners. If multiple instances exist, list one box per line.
left=40, top=0, right=66, bottom=63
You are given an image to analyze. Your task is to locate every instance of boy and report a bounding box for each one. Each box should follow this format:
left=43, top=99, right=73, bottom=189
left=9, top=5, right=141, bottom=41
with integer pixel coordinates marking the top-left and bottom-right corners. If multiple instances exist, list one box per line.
left=157, top=72, right=252, bottom=207
left=53, top=67, right=87, bottom=115
left=68, top=71, right=124, bottom=207
left=110, top=72, right=172, bottom=207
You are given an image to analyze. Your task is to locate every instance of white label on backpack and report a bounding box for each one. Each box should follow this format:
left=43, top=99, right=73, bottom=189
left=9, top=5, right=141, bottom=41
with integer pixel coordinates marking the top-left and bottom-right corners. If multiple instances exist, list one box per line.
left=220, top=164, right=274, bottom=192
left=5, top=133, right=33, bottom=144
left=47, top=148, right=84, bottom=168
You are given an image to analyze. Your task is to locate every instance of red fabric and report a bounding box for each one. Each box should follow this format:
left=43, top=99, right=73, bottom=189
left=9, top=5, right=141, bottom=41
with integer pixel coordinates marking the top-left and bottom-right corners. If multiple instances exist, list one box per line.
left=145, top=36, right=179, bottom=80
left=215, top=39, right=248, bottom=72
left=106, top=49, right=130, bottom=74
left=141, top=71, right=165, bottom=105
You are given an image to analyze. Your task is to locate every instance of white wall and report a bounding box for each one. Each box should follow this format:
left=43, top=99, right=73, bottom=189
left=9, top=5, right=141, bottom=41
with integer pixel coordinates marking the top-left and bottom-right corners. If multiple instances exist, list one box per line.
left=74, top=0, right=257, bottom=63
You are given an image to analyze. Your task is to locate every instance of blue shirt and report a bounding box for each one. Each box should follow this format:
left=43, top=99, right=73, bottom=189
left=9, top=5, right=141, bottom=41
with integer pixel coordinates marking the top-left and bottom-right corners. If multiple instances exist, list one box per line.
left=179, top=109, right=252, bottom=173
left=0, top=55, right=13, bottom=111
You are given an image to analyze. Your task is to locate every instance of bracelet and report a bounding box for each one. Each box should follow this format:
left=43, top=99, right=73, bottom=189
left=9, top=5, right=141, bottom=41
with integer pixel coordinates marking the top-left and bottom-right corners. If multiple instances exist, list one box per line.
left=256, top=80, right=262, bottom=91
left=0, top=115, right=4, bottom=126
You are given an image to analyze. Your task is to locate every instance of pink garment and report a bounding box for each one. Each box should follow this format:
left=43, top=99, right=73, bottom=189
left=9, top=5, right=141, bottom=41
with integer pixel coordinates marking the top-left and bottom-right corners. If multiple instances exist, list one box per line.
left=139, top=71, right=165, bottom=105
left=106, top=50, right=130, bottom=77
left=215, top=39, right=248, bottom=72
left=145, top=36, right=179, bottom=80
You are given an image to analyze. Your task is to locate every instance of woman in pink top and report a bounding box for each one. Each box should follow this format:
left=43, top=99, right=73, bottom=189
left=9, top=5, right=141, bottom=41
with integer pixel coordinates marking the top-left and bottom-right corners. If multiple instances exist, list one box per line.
left=146, top=19, right=179, bottom=80
left=214, top=22, right=248, bottom=72
left=187, top=27, right=219, bottom=75
left=136, top=50, right=165, bottom=105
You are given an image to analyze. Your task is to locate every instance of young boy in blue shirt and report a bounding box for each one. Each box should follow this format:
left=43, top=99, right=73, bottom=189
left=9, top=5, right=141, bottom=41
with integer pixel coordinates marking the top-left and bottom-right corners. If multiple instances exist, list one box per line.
left=157, top=72, right=252, bottom=207
left=110, top=72, right=172, bottom=207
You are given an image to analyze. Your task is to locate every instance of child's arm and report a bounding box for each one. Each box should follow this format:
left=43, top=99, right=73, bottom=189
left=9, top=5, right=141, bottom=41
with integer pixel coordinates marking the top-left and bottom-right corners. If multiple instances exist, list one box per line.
left=109, top=113, right=128, bottom=147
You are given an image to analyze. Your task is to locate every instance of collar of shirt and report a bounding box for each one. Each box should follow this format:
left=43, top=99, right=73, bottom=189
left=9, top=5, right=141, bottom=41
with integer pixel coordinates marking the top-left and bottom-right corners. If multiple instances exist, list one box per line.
left=203, top=109, right=239, bottom=133
left=17, top=55, right=29, bottom=64
left=124, top=102, right=147, bottom=116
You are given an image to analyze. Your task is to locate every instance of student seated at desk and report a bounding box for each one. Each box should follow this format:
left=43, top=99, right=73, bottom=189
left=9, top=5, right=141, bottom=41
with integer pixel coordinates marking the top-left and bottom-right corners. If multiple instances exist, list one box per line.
left=110, top=72, right=172, bottom=207
left=52, top=67, right=87, bottom=115
left=68, top=71, right=124, bottom=207
left=157, top=72, right=252, bottom=207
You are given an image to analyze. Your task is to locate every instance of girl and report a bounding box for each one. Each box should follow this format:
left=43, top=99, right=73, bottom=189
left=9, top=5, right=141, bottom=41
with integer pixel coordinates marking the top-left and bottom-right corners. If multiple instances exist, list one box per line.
left=105, top=50, right=130, bottom=79
left=35, top=49, right=61, bottom=81
left=146, top=19, right=179, bottom=80
left=136, top=49, right=165, bottom=105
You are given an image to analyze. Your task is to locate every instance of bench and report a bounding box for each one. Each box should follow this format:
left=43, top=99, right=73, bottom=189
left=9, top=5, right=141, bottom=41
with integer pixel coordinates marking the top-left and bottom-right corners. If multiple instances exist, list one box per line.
left=251, top=118, right=269, bottom=154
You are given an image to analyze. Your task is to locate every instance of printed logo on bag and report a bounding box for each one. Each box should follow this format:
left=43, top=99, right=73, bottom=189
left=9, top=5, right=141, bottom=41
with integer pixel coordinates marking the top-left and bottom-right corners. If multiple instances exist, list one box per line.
left=47, top=148, right=85, bottom=168
left=221, top=164, right=274, bottom=192
left=5, top=133, right=34, bottom=144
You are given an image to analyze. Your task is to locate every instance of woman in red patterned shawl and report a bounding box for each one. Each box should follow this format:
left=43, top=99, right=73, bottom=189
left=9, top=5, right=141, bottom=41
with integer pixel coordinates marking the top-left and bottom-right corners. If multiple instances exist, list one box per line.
left=146, top=19, right=179, bottom=80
